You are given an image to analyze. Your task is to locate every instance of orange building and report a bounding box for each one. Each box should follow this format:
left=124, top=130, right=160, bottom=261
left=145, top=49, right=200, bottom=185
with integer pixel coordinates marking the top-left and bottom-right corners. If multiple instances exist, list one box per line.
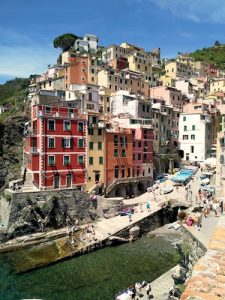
left=65, top=56, right=89, bottom=89
left=105, top=128, right=133, bottom=188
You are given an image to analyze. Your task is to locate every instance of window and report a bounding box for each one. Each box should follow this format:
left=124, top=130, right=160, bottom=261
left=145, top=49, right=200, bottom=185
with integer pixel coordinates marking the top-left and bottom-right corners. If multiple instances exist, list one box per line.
left=133, top=154, right=135, bottom=160
left=78, top=138, right=84, bottom=148
left=122, top=149, right=126, bottom=157
left=142, top=105, right=145, bottom=112
left=192, top=125, right=195, bottom=130
left=78, top=155, right=84, bottom=164
left=78, top=122, right=84, bottom=132
left=89, top=142, right=94, bottom=150
left=114, top=135, right=118, bottom=146
left=138, top=141, right=141, bottom=148
left=183, top=116, right=186, bottom=121
left=45, top=106, right=51, bottom=114
left=89, top=157, right=93, bottom=165
left=48, top=120, right=55, bottom=131
left=63, top=155, right=70, bottom=165
left=88, top=128, right=94, bottom=135
left=191, top=134, right=195, bottom=140
left=98, top=129, right=102, bottom=136
left=191, top=146, right=194, bottom=153
left=48, top=137, right=55, bottom=148
left=114, top=166, right=119, bottom=178
left=107, top=97, right=110, bottom=103
left=114, top=149, right=118, bottom=157
left=183, top=135, right=188, bottom=140
left=64, top=121, right=71, bottom=131
left=98, top=142, right=102, bottom=150
left=99, top=156, right=103, bottom=164
left=138, top=153, right=141, bottom=160
left=48, top=155, right=55, bottom=166
left=184, top=126, right=187, bottom=131
left=62, top=138, right=71, bottom=148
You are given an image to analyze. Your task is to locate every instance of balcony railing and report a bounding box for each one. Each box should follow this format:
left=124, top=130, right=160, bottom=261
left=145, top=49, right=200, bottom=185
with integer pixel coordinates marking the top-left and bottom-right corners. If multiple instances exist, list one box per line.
left=36, top=110, right=86, bottom=120
left=30, top=147, right=39, bottom=154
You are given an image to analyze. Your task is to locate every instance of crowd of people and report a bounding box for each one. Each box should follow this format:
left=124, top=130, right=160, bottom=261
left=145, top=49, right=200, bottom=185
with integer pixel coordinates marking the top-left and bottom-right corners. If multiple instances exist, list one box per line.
left=116, top=281, right=152, bottom=300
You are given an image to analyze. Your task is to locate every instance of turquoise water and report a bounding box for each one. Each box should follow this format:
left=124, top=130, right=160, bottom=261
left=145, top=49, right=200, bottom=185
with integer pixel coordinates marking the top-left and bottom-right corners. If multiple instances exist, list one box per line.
left=0, top=233, right=180, bottom=300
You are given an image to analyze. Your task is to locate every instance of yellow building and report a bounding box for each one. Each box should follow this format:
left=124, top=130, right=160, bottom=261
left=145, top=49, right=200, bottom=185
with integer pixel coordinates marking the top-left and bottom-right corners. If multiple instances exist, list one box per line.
left=160, top=74, right=175, bottom=87
left=127, top=51, right=152, bottom=75
left=86, top=113, right=106, bottom=192
left=99, top=87, right=112, bottom=114
left=120, top=42, right=144, bottom=52
left=165, top=61, right=194, bottom=79
left=210, top=79, right=225, bottom=94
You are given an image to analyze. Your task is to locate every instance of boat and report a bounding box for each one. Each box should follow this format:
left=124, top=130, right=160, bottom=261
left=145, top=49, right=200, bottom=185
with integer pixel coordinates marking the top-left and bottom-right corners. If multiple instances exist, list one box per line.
left=163, top=186, right=173, bottom=194
left=200, top=178, right=210, bottom=185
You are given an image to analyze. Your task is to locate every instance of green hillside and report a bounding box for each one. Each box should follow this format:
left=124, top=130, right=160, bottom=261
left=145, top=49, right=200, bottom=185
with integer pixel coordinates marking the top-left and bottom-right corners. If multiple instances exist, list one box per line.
left=190, top=44, right=225, bottom=70
left=0, top=78, right=30, bottom=121
left=0, top=78, right=29, bottom=105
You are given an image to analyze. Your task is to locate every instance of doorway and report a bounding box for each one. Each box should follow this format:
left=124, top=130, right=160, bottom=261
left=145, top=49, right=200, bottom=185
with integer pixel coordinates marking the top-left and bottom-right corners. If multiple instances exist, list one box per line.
left=54, top=174, right=60, bottom=189
left=66, top=174, right=72, bottom=188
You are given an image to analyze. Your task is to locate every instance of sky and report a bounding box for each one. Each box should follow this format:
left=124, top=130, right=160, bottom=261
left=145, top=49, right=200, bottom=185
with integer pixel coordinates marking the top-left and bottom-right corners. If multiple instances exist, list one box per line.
left=0, top=0, right=225, bottom=84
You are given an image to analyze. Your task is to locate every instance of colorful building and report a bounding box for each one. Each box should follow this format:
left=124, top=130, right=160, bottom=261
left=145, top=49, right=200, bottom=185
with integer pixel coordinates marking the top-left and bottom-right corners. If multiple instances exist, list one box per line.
left=24, top=100, right=86, bottom=190
left=86, top=113, right=106, bottom=192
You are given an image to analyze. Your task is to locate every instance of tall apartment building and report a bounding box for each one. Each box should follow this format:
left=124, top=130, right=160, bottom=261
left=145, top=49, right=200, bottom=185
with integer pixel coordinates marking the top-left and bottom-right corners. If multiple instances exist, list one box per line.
left=179, top=108, right=212, bottom=162
left=24, top=100, right=86, bottom=190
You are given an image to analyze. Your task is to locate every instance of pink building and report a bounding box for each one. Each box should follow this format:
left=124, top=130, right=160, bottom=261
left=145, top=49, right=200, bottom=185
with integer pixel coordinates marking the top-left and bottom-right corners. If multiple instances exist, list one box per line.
left=150, top=86, right=183, bottom=110
left=132, top=127, right=153, bottom=178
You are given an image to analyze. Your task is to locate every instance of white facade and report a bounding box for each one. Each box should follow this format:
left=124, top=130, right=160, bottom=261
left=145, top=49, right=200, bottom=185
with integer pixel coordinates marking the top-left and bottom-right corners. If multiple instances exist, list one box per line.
left=110, top=91, right=138, bottom=117
left=66, top=84, right=99, bottom=112
left=179, top=113, right=212, bottom=162
left=74, top=34, right=98, bottom=54
left=175, top=79, right=195, bottom=101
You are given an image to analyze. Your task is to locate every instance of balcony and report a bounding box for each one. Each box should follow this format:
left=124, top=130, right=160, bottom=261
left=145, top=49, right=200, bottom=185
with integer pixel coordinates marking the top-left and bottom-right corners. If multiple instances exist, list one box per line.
left=30, top=147, right=39, bottom=155
left=36, top=110, right=86, bottom=120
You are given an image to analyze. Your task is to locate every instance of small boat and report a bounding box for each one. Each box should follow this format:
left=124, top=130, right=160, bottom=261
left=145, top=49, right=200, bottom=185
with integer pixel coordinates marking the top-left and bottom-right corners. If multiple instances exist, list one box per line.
left=163, top=186, right=173, bottom=194
left=201, top=178, right=210, bottom=185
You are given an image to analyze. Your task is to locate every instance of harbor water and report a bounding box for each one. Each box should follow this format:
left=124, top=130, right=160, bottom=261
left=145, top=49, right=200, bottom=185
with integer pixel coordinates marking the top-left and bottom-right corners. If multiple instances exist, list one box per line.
left=0, top=228, right=180, bottom=300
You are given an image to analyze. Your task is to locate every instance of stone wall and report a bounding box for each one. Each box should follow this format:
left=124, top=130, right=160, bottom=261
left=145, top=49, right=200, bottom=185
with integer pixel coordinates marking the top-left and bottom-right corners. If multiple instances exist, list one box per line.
left=181, top=216, right=225, bottom=300
left=3, top=190, right=123, bottom=241
left=180, top=225, right=207, bottom=278
left=113, top=206, right=178, bottom=239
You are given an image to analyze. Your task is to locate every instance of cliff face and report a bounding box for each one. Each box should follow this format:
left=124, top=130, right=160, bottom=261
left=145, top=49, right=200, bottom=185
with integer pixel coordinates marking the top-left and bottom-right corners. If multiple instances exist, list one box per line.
left=0, top=114, right=29, bottom=190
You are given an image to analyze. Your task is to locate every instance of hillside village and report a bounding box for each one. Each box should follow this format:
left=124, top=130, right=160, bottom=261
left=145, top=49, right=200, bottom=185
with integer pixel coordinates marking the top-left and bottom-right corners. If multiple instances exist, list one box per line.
left=1, top=34, right=225, bottom=199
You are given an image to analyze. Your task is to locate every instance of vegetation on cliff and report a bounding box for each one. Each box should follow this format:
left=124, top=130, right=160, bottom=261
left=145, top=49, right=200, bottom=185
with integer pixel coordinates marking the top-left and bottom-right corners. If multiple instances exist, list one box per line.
left=0, top=78, right=30, bottom=190
left=190, top=43, right=225, bottom=70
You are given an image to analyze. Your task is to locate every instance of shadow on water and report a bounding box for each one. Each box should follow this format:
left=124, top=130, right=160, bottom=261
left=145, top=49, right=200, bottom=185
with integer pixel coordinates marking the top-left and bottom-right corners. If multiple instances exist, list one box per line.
left=0, top=232, right=180, bottom=300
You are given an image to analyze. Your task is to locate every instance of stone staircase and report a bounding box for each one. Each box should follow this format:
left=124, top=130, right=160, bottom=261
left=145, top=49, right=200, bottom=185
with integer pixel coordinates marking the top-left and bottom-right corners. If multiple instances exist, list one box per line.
left=22, top=171, right=38, bottom=192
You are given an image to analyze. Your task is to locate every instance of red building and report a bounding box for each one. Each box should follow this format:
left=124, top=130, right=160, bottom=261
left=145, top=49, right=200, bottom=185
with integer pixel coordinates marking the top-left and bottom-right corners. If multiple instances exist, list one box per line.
left=24, top=102, right=86, bottom=190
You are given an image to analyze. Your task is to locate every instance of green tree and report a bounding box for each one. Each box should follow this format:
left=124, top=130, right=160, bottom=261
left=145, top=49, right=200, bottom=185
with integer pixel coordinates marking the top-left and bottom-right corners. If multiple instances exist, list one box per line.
left=214, top=40, right=221, bottom=47
left=53, top=33, right=79, bottom=52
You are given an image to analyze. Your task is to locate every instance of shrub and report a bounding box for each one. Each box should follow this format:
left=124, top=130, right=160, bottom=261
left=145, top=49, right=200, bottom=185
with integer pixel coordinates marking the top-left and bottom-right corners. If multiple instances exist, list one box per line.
left=5, top=194, right=12, bottom=201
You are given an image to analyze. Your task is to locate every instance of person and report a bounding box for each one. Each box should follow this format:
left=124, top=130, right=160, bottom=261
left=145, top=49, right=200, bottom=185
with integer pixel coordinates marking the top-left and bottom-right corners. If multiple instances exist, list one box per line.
left=128, top=210, right=132, bottom=222
left=196, top=208, right=202, bottom=231
left=213, top=201, right=219, bottom=217
left=146, top=201, right=151, bottom=212
left=145, top=283, right=151, bottom=296
left=135, top=282, right=142, bottom=297
left=220, top=197, right=224, bottom=214
left=153, top=191, right=156, bottom=202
